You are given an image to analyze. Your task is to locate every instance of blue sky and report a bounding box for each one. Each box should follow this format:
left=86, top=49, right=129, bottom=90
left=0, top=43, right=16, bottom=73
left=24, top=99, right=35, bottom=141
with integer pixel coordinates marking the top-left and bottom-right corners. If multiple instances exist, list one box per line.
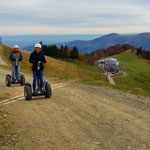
left=0, top=0, right=150, bottom=35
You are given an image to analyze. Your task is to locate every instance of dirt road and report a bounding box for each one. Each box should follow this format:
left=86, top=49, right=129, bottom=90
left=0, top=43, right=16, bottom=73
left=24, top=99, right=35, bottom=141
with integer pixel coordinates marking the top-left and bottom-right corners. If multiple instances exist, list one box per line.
left=0, top=56, right=7, bottom=66
left=0, top=67, right=150, bottom=150
left=0, top=45, right=8, bottom=66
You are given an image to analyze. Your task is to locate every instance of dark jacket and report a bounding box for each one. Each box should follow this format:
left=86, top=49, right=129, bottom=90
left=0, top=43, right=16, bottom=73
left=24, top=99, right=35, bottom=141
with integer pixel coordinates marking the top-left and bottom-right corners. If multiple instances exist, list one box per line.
left=9, top=51, right=23, bottom=66
left=29, top=51, right=46, bottom=71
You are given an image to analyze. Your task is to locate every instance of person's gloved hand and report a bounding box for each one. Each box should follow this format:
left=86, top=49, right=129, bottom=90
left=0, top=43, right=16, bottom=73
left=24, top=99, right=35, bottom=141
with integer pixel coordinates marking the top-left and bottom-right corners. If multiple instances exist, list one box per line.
left=38, top=61, right=44, bottom=65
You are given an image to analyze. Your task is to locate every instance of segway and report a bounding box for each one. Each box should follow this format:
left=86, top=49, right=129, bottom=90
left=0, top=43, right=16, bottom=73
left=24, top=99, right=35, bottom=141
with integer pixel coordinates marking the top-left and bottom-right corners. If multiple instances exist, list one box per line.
left=6, top=59, right=25, bottom=87
left=24, top=61, right=52, bottom=100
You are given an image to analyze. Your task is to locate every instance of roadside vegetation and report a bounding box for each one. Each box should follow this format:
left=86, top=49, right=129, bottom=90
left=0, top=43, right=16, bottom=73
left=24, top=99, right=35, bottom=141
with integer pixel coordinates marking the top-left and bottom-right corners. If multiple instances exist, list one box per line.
left=1, top=43, right=150, bottom=97
left=113, top=50, right=150, bottom=97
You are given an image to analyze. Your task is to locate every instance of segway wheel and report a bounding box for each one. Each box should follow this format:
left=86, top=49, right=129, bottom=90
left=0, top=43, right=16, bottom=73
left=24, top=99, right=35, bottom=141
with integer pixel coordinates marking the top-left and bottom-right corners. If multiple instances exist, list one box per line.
left=45, top=82, right=52, bottom=98
left=24, top=85, right=32, bottom=100
left=6, top=75, right=11, bottom=87
left=21, top=74, right=25, bottom=86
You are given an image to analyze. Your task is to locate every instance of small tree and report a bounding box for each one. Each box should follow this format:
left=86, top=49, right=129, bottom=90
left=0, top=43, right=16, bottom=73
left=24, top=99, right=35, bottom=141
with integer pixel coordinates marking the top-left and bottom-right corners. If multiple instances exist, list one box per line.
left=40, top=41, right=43, bottom=46
left=136, top=47, right=143, bottom=56
left=64, top=45, right=69, bottom=59
left=70, top=47, right=79, bottom=59
left=78, top=53, right=85, bottom=61
left=131, top=48, right=136, bottom=53
left=59, top=45, right=64, bottom=59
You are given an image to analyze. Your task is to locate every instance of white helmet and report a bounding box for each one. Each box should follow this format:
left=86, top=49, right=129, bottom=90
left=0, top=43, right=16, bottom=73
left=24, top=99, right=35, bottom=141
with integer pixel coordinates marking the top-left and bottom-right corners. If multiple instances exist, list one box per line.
left=14, top=45, right=19, bottom=49
left=35, top=43, right=42, bottom=48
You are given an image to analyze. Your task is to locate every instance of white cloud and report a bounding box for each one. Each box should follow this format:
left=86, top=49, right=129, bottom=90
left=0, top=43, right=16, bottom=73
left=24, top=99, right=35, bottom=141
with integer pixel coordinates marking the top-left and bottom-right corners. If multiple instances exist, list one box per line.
left=0, top=0, right=150, bottom=34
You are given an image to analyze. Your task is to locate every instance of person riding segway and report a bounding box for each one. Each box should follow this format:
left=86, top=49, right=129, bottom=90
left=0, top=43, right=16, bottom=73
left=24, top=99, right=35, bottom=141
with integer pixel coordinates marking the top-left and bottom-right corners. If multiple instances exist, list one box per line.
left=29, top=43, right=46, bottom=95
left=6, top=45, right=25, bottom=86
left=24, top=43, right=52, bottom=100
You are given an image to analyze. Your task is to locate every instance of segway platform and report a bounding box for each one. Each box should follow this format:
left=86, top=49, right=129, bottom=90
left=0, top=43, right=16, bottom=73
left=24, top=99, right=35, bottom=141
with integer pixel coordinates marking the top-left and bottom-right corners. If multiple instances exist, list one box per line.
left=32, top=91, right=45, bottom=96
left=24, top=80, right=52, bottom=100
left=6, top=73, right=25, bottom=87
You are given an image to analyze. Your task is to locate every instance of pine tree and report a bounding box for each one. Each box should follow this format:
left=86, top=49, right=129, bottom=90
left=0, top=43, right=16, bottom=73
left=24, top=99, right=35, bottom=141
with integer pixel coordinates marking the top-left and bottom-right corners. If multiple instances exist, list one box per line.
left=64, top=45, right=69, bottom=59
left=70, top=47, right=79, bottom=59
left=40, top=41, right=43, bottom=46
left=59, top=45, right=64, bottom=59
left=136, top=47, right=143, bottom=56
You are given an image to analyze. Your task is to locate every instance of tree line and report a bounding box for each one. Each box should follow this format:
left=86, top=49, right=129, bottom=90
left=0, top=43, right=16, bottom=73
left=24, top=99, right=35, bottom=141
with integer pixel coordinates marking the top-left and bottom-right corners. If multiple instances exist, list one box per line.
left=40, top=42, right=79, bottom=60
left=136, top=46, right=150, bottom=60
left=85, top=44, right=132, bottom=64
left=39, top=41, right=134, bottom=64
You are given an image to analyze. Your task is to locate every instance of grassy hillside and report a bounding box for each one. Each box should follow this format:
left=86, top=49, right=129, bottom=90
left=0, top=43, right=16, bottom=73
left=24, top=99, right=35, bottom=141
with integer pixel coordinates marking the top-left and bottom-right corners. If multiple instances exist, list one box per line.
left=113, top=51, right=150, bottom=97
left=1, top=43, right=150, bottom=97
left=0, top=43, right=106, bottom=83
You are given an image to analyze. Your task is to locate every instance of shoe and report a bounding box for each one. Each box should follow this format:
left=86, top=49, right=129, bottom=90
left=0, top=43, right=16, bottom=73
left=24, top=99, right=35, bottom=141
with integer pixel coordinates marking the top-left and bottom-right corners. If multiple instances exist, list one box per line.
left=12, top=80, right=15, bottom=84
left=33, top=90, right=37, bottom=96
left=37, top=89, right=41, bottom=94
left=40, top=89, right=44, bottom=94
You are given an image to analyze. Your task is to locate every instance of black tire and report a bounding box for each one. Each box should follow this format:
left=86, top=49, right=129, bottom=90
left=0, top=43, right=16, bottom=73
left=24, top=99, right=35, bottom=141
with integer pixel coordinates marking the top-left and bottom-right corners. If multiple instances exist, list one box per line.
left=6, top=75, right=11, bottom=87
left=24, top=85, right=32, bottom=100
left=21, top=75, right=25, bottom=86
left=45, top=82, right=52, bottom=98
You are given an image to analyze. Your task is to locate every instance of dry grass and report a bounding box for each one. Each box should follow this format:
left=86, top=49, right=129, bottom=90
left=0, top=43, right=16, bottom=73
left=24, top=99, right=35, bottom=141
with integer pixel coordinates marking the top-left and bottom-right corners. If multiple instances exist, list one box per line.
left=0, top=44, right=104, bottom=83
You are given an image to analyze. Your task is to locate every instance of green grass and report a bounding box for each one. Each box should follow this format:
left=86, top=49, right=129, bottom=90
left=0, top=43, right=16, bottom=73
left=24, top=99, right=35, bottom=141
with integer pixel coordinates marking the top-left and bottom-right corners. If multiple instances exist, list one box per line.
left=113, top=51, right=150, bottom=97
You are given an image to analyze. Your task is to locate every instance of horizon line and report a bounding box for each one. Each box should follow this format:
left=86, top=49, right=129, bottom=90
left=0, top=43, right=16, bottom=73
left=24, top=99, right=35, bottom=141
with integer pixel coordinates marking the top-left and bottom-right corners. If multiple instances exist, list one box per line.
left=0, top=32, right=144, bottom=36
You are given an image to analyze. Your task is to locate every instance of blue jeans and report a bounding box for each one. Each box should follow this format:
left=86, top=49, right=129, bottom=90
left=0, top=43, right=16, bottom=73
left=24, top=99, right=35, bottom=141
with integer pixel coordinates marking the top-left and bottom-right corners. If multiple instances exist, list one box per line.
left=12, top=65, right=20, bottom=80
left=33, top=71, right=43, bottom=92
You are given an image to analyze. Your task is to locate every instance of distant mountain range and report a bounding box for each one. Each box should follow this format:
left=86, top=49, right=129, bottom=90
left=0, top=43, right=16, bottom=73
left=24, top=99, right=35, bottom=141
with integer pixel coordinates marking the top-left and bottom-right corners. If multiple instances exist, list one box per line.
left=10, top=32, right=150, bottom=53
left=1, top=34, right=101, bottom=50
left=54, top=33, right=150, bottom=53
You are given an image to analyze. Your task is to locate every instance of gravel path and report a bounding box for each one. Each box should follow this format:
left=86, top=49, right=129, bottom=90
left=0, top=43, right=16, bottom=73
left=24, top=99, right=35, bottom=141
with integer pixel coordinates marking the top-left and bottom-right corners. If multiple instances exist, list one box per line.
left=0, top=56, right=7, bottom=66
left=0, top=45, right=8, bottom=66
left=0, top=67, right=150, bottom=150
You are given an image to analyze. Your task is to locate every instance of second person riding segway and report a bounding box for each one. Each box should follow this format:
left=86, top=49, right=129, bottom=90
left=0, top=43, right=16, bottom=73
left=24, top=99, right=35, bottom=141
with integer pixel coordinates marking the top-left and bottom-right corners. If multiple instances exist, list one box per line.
left=6, top=45, right=25, bottom=87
